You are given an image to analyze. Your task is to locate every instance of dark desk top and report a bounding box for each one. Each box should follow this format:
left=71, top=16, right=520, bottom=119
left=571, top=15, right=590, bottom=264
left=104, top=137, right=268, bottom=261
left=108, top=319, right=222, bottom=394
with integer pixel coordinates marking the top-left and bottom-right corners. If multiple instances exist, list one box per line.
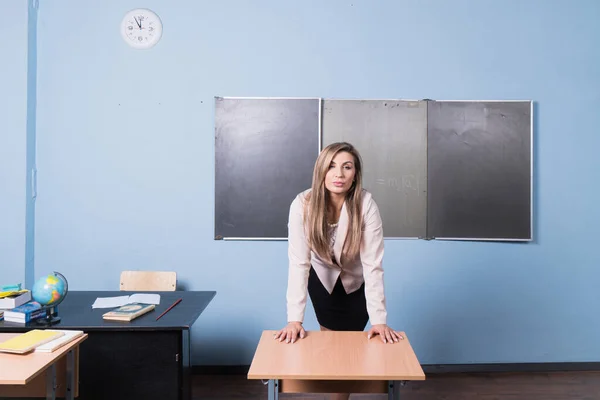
left=0, top=290, right=216, bottom=332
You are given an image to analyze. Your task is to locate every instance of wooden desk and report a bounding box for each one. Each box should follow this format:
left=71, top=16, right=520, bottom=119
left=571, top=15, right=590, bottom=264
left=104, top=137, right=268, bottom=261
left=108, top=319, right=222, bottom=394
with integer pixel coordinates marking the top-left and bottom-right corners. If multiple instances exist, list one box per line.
left=0, top=290, right=216, bottom=400
left=0, top=332, right=87, bottom=400
left=248, top=330, right=425, bottom=400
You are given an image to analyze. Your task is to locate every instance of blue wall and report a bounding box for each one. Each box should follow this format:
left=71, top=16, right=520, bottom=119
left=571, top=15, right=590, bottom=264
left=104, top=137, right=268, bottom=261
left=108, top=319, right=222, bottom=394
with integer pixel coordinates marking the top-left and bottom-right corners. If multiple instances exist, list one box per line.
left=0, top=0, right=29, bottom=286
left=3, top=0, right=600, bottom=365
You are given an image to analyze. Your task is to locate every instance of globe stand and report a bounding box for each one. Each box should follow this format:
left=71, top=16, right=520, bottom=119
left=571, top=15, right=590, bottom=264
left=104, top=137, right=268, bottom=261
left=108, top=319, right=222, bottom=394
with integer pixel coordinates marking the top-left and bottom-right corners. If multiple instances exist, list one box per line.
left=33, top=306, right=61, bottom=326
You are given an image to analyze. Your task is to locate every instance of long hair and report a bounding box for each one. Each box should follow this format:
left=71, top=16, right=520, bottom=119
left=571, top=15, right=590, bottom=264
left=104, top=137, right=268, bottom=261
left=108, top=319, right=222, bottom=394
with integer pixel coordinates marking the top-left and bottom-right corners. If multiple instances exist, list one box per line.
left=304, top=142, right=363, bottom=263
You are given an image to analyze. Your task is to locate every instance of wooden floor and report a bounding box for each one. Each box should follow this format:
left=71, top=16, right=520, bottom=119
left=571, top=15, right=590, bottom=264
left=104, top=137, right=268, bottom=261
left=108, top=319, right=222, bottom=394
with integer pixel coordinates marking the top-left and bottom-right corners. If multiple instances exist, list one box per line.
left=193, top=371, right=600, bottom=400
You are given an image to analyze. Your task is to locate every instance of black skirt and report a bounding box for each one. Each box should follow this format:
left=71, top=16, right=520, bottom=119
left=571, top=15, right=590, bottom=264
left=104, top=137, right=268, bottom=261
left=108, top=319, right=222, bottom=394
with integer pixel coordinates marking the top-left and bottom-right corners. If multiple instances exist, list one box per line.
left=308, top=266, right=369, bottom=331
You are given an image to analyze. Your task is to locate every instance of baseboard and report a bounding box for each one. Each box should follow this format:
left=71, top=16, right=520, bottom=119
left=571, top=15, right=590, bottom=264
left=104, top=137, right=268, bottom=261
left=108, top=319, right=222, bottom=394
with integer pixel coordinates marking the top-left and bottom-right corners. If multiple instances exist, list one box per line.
left=193, top=362, right=600, bottom=375
left=194, top=365, right=250, bottom=375
left=421, top=362, right=600, bottom=373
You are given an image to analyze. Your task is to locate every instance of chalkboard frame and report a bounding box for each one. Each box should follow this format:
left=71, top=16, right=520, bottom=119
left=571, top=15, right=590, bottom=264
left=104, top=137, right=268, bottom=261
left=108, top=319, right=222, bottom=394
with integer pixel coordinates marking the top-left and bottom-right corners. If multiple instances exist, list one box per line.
left=426, top=100, right=533, bottom=242
left=214, top=97, right=533, bottom=242
left=214, top=96, right=322, bottom=241
left=322, top=99, right=429, bottom=239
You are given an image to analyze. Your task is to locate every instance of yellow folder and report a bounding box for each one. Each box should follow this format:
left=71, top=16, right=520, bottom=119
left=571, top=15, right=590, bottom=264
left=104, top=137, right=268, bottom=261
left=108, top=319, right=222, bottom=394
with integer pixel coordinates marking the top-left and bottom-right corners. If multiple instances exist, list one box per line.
left=0, top=330, right=65, bottom=354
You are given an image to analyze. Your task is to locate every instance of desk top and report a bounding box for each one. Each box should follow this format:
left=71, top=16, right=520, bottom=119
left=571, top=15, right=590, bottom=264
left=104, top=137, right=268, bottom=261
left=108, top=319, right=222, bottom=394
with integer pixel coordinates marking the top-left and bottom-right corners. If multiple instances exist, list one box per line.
left=0, top=332, right=88, bottom=385
left=0, top=291, right=216, bottom=332
left=248, top=330, right=425, bottom=381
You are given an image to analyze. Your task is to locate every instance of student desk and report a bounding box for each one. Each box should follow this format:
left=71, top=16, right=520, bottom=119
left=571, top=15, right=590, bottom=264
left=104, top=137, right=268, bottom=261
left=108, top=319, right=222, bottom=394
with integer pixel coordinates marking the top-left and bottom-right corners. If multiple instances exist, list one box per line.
left=248, top=330, right=425, bottom=399
left=0, top=290, right=216, bottom=400
left=0, top=332, right=88, bottom=400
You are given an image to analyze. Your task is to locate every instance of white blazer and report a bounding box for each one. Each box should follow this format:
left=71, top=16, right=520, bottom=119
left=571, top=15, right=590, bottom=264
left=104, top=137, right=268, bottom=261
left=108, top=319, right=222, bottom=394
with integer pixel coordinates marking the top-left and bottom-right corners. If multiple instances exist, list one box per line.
left=286, top=188, right=388, bottom=326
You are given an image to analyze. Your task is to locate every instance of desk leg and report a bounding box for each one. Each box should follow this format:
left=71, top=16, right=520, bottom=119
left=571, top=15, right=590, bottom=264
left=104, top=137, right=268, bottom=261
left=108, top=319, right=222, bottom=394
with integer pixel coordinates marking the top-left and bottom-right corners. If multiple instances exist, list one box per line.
left=66, top=349, right=75, bottom=400
left=46, top=363, right=56, bottom=400
left=388, top=380, right=405, bottom=400
left=182, top=329, right=192, bottom=400
left=267, top=379, right=279, bottom=400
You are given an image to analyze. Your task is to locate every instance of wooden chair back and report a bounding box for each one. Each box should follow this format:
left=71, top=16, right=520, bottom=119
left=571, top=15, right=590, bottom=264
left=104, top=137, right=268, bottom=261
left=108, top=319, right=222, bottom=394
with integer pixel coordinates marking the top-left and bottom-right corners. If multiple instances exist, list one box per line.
left=119, top=271, right=177, bottom=291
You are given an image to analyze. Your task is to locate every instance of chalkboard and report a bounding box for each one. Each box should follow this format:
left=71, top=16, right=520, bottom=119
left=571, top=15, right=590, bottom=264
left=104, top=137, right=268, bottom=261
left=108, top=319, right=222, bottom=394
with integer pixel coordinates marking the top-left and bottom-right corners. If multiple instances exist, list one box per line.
left=427, top=101, right=532, bottom=240
left=322, top=100, right=427, bottom=238
left=214, top=98, right=533, bottom=241
left=214, top=97, right=320, bottom=239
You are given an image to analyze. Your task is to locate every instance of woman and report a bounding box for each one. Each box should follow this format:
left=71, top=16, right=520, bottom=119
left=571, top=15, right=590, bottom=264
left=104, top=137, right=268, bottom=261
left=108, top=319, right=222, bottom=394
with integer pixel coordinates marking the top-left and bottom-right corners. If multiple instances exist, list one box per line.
left=275, top=141, right=402, bottom=346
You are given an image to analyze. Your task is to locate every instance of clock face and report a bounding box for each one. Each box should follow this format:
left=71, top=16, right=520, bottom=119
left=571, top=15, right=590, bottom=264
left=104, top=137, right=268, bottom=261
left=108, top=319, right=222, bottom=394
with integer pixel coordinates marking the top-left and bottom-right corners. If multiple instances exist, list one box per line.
left=121, top=8, right=163, bottom=49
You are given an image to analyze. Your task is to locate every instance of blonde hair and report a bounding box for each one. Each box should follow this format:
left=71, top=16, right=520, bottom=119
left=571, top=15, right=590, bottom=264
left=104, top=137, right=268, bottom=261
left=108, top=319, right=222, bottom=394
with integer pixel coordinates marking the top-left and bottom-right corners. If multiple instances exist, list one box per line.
left=304, top=142, right=363, bottom=263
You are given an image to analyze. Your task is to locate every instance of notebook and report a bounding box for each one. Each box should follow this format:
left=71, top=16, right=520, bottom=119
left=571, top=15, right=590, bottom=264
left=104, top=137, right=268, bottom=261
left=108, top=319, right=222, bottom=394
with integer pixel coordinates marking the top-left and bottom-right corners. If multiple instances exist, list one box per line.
left=102, top=303, right=155, bottom=321
left=0, top=329, right=65, bottom=354
left=34, top=330, right=85, bottom=353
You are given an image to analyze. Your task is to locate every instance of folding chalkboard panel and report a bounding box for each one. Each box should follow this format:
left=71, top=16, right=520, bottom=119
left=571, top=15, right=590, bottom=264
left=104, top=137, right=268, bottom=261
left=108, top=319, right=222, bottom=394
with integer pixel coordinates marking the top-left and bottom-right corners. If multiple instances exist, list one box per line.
left=427, top=101, right=532, bottom=240
left=322, top=100, right=428, bottom=238
left=214, top=98, right=532, bottom=241
left=214, top=97, right=320, bottom=239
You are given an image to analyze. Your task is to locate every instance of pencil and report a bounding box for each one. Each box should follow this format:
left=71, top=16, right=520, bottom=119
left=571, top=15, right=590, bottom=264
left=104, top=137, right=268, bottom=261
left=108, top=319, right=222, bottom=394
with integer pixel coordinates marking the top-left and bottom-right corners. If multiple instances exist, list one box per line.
left=156, top=298, right=182, bottom=321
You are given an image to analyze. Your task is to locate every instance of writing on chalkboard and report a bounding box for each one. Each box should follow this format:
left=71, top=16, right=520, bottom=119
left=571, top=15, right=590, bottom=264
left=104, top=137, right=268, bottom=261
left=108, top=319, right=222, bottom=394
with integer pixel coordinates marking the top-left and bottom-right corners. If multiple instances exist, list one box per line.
left=375, top=175, right=424, bottom=196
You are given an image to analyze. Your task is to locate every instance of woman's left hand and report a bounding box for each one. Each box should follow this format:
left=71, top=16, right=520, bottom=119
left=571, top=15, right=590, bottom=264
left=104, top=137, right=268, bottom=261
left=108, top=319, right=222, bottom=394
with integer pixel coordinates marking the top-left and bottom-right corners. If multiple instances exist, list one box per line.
left=367, top=324, right=404, bottom=343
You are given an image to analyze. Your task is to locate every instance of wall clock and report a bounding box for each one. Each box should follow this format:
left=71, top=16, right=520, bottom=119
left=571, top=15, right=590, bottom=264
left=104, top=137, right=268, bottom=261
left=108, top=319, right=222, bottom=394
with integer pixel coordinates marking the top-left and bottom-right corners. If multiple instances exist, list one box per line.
left=120, top=8, right=163, bottom=49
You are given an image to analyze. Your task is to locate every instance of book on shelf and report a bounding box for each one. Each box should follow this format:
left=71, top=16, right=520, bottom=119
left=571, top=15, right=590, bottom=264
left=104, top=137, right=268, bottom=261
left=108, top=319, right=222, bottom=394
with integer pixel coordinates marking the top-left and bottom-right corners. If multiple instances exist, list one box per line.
left=34, top=330, right=85, bottom=353
left=102, top=303, right=156, bottom=322
left=0, top=329, right=65, bottom=354
left=0, top=289, right=31, bottom=309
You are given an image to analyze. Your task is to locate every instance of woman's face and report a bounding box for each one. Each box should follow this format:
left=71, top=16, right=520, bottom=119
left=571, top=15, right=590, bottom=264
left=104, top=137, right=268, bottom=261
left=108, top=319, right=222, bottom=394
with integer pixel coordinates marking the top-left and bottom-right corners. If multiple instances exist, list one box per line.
left=324, top=151, right=356, bottom=196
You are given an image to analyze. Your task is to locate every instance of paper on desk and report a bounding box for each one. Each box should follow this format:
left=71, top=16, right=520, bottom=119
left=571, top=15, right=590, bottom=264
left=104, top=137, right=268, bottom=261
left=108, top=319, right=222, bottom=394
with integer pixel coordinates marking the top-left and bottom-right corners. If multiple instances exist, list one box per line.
left=92, top=294, right=161, bottom=309
left=128, top=293, right=160, bottom=305
left=91, top=296, right=129, bottom=308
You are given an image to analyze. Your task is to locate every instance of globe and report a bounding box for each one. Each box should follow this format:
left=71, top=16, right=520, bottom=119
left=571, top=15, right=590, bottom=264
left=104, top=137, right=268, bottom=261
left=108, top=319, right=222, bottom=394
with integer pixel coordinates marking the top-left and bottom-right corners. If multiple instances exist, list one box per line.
left=32, top=272, right=68, bottom=307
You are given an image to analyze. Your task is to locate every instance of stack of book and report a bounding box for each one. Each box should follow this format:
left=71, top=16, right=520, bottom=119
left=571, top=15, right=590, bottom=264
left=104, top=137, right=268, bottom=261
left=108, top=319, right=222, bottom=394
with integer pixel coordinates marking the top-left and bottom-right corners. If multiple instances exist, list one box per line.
left=0, top=287, right=32, bottom=309
left=3, top=302, right=45, bottom=324
left=0, top=329, right=84, bottom=354
left=0, top=284, right=46, bottom=324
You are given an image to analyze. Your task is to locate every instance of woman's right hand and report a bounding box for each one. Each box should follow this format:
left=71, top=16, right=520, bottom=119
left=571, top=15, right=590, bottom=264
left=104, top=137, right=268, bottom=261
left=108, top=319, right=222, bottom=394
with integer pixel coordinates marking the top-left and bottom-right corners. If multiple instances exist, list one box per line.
left=274, top=322, right=306, bottom=344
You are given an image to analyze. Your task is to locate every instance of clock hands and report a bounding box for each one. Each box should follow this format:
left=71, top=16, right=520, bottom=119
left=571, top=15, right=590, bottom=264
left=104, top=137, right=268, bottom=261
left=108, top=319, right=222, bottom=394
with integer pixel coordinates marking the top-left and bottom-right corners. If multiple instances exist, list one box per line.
left=134, top=16, right=142, bottom=29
